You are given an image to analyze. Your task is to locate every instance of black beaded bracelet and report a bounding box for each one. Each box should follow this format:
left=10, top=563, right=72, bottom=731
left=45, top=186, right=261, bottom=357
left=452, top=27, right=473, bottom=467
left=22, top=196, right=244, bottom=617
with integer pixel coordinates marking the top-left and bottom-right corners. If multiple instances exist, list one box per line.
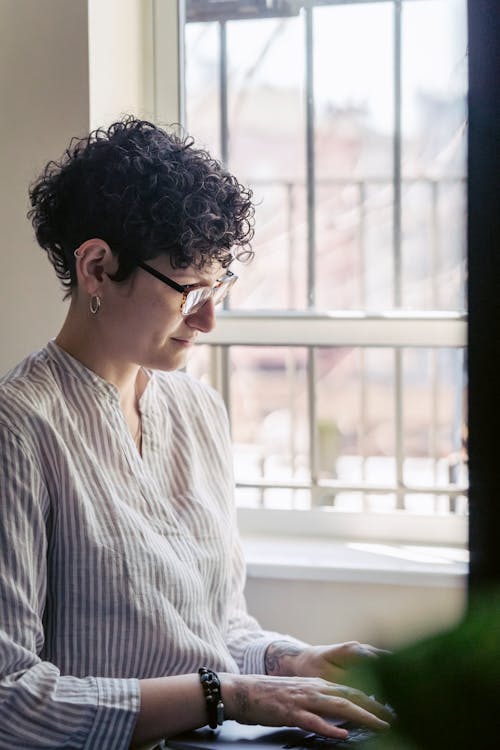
left=198, top=667, right=225, bottom=729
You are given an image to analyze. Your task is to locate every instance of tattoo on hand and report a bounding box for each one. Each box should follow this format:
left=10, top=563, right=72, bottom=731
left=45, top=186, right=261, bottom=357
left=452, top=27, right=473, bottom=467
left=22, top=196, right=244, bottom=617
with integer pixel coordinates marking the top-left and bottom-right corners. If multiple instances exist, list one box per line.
left=265, top=641, right=303, bottom=676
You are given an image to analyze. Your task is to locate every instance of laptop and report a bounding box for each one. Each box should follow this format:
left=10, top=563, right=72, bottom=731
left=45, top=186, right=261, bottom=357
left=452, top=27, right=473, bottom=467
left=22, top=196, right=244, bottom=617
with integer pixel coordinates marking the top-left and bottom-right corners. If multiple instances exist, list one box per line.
left=164, top=719, right=380, bottom=750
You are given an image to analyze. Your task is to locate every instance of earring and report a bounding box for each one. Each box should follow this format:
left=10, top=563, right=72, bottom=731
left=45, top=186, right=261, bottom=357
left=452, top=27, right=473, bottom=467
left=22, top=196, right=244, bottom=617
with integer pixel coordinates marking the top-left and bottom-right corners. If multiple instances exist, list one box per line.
left=90, top=295, right=101, bottom=314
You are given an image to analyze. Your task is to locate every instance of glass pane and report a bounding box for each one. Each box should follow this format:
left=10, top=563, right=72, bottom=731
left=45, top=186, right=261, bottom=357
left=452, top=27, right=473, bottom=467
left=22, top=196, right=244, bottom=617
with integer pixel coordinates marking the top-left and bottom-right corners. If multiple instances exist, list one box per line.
left=225, top=16, right=307, bottom=310
left=316, top=347, right=396, bottom=487
left=185, top=2, right=467, bottom=315
left=185, top=14, right=307, bottom=310
left=185, top=22, right=221, bottom=159
left=315, top=180, right=394, bottom=310
left=401, top=0, right=467, bottom=310
left=402, top=348, right=467, bottom=507
left=226, top=17, right=305, bottom=181
left=230, top=181, right=308, bottom=310
left=229, top=346, right=309, bottom=507
left=314, top=2, right=394, bottom=311
left=184, top=344, right=212, bottom=386
left=229, top=345, right=467, bottom=513
left=313, top=3, right=394, bottom=179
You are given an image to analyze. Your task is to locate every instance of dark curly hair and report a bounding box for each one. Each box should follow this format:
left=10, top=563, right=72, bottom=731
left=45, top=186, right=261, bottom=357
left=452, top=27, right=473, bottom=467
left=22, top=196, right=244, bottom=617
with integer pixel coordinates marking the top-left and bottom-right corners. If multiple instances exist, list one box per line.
left=28, top=116, right=255, bottom=297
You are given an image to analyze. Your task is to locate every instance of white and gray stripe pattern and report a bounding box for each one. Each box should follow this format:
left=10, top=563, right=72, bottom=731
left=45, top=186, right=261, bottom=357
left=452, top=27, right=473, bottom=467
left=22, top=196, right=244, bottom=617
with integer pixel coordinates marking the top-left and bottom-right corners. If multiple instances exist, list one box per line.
left=0, top=341, right=288, bottom=749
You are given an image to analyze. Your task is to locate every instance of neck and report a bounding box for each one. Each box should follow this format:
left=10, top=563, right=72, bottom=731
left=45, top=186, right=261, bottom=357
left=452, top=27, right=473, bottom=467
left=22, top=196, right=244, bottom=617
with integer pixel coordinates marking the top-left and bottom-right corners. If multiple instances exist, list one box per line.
left=55, top=304, right=143, bottom=408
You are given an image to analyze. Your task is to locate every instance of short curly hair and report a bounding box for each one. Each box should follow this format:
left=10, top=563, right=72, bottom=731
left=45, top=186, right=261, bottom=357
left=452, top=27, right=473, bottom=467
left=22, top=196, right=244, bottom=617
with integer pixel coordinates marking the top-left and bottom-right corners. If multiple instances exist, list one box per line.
left=28, top=116, right=255, bottom=297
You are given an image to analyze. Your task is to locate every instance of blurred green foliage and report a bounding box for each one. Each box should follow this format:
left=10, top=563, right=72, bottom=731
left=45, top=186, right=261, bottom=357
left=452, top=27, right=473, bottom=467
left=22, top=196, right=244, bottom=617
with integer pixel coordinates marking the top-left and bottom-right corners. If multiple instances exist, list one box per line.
left=347, top=588, right=500, bottom=750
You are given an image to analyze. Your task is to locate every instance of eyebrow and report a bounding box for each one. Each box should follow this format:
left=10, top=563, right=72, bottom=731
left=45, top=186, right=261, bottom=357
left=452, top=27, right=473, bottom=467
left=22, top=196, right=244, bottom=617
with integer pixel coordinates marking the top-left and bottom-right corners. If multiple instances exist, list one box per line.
left=169, top=268, right=226, bottom=286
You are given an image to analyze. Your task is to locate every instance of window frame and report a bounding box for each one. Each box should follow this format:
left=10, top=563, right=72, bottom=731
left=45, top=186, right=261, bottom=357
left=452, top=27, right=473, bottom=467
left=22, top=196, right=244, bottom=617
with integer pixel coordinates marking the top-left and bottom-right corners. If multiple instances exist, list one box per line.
left=156, top=0, right=469, bottom=547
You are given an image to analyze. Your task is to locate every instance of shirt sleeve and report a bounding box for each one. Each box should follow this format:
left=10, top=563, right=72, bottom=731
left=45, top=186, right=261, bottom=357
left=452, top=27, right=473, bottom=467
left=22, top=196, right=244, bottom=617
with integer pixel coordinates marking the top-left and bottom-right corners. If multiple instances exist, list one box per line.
left=0, top=422, right=140, bottom=750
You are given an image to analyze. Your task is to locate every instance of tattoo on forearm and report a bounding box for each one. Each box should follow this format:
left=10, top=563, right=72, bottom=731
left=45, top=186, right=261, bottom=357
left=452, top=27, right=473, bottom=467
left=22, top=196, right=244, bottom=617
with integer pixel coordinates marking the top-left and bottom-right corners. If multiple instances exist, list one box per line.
left=265, top=641, right=303, bottom=676
left=234, top=684, right=250, bottom=721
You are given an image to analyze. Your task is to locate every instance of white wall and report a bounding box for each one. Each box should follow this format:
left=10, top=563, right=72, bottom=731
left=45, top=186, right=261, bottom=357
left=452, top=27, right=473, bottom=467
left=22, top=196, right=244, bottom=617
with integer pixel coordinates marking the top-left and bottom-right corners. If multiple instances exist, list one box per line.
left=87, top=0, right=155, bottom=129
left=245, top=576, right=466, bottom=649
left=0, top=0, right=90, bottom=374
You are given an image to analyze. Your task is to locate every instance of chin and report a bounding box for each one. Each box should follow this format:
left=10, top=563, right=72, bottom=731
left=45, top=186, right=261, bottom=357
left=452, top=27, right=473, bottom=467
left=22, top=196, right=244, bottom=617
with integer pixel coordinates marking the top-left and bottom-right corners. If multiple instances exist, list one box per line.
left=151, top=348, right=191, bottom=373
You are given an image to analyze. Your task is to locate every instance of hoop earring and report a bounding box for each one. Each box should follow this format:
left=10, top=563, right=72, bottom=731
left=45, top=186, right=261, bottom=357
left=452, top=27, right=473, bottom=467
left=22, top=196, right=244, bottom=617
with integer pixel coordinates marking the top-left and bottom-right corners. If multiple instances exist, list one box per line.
left=90, top=295, right=101, bottom=315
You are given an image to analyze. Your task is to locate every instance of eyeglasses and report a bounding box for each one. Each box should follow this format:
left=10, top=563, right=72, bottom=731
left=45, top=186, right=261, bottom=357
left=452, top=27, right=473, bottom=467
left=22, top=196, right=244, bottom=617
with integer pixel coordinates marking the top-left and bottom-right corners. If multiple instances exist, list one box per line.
left=136, top=260, right=238, bottom=316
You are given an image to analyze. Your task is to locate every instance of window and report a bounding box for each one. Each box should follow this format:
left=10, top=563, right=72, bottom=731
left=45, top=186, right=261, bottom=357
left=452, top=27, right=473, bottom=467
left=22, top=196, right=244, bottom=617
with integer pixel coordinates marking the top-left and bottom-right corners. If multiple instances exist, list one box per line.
left=182, top=0, right=468, bottom=543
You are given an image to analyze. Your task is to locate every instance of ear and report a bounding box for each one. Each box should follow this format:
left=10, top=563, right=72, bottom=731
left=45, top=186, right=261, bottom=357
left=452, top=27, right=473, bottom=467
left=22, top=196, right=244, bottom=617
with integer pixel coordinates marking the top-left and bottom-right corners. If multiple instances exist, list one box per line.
left=74, top=239, right=116, bottom=295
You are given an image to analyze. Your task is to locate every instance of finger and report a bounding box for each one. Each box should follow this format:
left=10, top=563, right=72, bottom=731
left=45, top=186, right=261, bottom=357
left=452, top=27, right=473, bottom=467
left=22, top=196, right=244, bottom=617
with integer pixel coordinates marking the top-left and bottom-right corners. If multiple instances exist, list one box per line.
left=321, top=642, right=372, bottom=667
left=359, top=643, right=392, bottom=657
left=336, top=643, right=390, bottom=667
left=320, top=685, right=394, bottom=726
left=326, top=696, right=391, bottom=732
left=320, top=663, right=346, bottom=684
left=293, top=710, right=349, bottom=741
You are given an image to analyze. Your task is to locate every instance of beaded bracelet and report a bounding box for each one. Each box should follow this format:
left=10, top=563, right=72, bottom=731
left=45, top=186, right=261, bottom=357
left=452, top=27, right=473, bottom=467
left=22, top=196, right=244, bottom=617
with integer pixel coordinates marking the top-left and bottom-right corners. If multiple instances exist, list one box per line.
left=198, top=667, right=225, bottom=729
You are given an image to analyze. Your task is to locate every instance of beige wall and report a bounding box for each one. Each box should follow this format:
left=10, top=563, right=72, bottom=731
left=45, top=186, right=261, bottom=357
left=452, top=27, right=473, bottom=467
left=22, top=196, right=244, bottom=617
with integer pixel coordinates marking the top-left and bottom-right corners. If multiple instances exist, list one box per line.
left=0, top=0, right=180, bottom=375
left=0, top=0, right=90, bottom=374
left=245, top=576, right=466, bottom=649
left=88, top=0, right=155, bottom=129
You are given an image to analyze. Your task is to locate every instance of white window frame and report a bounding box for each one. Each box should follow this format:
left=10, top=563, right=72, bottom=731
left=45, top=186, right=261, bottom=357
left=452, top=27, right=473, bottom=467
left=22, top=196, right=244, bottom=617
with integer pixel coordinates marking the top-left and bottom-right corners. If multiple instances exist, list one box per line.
left=154, top=0, right=468, bottom=548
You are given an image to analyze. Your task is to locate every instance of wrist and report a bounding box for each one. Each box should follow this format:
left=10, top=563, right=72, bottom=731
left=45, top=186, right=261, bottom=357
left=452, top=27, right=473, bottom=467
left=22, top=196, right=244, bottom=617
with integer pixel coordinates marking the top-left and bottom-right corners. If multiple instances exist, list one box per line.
left=199, top=667, right=225, bottom=729
left=218, top=673, right=244, bottom=722
left=265, top=641, right=307, bottom=676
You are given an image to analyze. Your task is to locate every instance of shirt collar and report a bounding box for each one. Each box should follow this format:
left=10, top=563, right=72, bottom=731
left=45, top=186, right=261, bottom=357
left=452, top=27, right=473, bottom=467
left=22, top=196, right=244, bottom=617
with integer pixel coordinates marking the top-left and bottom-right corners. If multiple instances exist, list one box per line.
left=45, top=340, right=156, bottom=407
left=45, top=340, right=122, bottom=399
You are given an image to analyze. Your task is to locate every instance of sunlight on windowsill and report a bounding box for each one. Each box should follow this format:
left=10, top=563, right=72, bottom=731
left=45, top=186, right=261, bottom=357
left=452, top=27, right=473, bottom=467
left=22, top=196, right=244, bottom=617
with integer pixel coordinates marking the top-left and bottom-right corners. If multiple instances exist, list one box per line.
left=242, top=535, right=468, bottom=587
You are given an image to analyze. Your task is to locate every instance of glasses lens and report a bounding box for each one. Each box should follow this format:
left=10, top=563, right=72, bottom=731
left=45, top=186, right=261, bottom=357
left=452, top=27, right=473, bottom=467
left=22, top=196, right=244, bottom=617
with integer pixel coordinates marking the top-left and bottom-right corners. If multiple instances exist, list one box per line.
left=182, top=287, right=211, bottom=315
left=182, top=275, right=237, bottom=316
left=213, top=275, right=237, bottom=306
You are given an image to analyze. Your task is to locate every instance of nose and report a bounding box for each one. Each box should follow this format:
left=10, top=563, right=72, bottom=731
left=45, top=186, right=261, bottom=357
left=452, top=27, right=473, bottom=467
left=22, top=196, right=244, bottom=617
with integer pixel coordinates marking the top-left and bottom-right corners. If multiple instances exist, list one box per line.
left=185, top=296, right=217, bottom=333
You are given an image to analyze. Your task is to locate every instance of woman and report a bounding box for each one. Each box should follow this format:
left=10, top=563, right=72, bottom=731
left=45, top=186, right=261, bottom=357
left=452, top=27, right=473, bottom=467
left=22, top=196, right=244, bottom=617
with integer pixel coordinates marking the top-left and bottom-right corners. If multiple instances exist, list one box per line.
left=0, top=117, right=392, bottom=749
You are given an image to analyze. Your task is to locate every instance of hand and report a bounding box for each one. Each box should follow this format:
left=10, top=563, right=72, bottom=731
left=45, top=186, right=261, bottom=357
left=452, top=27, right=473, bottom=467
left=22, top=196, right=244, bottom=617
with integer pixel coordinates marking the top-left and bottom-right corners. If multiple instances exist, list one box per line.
left=220, top=673, right=392, bottom=741
left=265, top=641, right=389, bottom=685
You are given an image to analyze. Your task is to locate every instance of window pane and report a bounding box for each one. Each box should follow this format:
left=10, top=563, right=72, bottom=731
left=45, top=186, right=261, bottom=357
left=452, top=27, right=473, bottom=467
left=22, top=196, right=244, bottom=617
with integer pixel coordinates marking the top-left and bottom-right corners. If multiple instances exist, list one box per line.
left=401, top=0, right=467, bottom=310
left=184, top=1, right=467, bottom=315
left=316, top=348, right=396, bottom=501
left=314, top=2, right=394, bottom=311
left=226, top=17, right=305, bottom=182
left=230, top=181, right=309, bottom=310
left=185, top=344, right=212, bottom=385
left=402, top=348, right=467, bottom=492
left=313, top=2, right=394, bottom=179
left=185, top=22, right=221, bottom=159
left=230, top=346, right=309, bottom=508
left=225, top=16, right=307, bottom=310
left=227, top=344, right=467, bottom=513
left=185, top=15, right=307, bottom=310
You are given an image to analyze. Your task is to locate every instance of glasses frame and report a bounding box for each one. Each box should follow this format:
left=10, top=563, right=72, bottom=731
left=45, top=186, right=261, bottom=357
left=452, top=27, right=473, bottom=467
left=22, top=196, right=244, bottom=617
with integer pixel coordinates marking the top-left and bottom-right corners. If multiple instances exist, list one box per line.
left=136, top=260, right=238, bottom=316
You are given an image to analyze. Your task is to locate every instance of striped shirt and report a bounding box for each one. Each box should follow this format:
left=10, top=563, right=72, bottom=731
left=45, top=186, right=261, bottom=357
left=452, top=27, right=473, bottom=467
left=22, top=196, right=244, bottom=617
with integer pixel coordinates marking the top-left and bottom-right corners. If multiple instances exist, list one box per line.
left=0, top=341, right=288, bottom=749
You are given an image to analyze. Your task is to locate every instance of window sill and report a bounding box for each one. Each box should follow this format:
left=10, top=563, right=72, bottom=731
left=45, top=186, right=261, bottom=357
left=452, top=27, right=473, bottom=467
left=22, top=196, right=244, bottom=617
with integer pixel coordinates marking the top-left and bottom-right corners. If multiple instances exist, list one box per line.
left=241, top=535, right=468, bottom=588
